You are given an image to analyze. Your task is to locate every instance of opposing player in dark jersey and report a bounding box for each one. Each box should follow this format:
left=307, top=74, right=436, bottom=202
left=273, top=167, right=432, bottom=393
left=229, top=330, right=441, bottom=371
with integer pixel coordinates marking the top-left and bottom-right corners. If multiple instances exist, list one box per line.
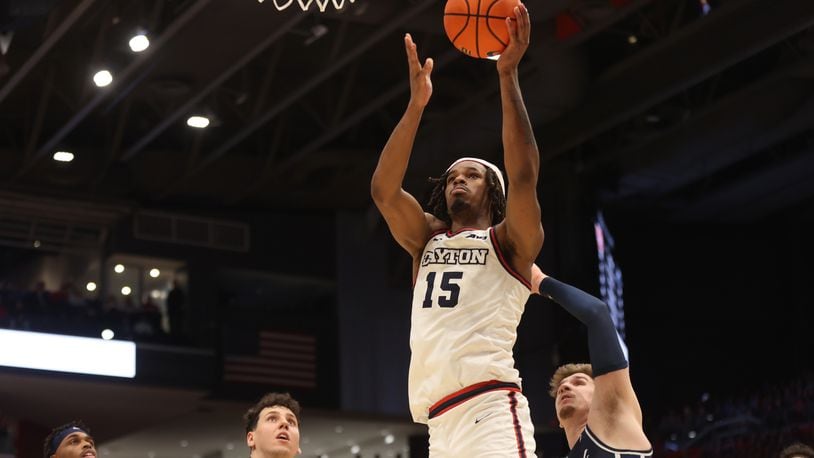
left=533, top=270, right=653, bottom=457
left=371, top=3, right=543, bottom=457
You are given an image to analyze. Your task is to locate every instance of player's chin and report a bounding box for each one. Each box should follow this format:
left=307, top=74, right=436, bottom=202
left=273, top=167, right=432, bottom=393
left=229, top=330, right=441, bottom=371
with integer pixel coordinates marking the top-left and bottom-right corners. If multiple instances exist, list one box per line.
left=271, top=441, right=297, bottom=452
left=449, top=198, right=469, bottom=214
left=557, top=405, right=576, bottom=420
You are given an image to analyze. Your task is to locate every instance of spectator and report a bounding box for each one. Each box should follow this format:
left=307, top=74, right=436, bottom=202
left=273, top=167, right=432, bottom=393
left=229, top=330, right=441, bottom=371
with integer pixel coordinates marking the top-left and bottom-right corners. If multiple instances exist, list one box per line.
left=167, top=280, right=186, bottom=341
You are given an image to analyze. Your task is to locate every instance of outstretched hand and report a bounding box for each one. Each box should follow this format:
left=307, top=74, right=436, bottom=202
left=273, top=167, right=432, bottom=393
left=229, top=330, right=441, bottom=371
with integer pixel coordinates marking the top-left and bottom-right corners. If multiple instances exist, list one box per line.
left=405, top=33, right=434, bottom=108
left=497, top=3, right=530, bottom=74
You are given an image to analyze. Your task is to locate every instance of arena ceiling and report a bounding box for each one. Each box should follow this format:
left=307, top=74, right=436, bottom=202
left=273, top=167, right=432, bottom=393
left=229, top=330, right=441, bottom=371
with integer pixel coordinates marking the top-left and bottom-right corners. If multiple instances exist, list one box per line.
left=1, top=0, right=813, bottom=223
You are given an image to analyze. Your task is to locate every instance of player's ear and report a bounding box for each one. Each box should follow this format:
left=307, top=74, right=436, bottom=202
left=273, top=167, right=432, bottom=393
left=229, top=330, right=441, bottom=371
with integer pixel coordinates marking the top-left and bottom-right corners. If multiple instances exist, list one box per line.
left=246, top=431, right=255, bottom=448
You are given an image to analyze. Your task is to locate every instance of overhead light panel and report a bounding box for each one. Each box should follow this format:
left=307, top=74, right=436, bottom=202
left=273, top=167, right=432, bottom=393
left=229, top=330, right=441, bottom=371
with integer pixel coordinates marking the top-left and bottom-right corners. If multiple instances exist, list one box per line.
left=129, top=33, right=150, bottom=52
left=149, top=268, right=160, bottom=278
left=114, top=263, right=125, bottom=273
left=53, top=151, right=74, bottom=162
left=187, top=115, right=210, bottom=128
left=0, top=329, right=135, bottom=378
left=93, top=69, right=113, bottom=87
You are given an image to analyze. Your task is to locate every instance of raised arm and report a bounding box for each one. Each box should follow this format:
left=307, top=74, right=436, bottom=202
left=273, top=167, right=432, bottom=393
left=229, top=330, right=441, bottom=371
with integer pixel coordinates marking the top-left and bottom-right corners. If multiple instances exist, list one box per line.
left=371, top=34, right=436, bottom=258
left=537, top=275, right=651, bottom=449
left=494, top=4, right=544, bottom=276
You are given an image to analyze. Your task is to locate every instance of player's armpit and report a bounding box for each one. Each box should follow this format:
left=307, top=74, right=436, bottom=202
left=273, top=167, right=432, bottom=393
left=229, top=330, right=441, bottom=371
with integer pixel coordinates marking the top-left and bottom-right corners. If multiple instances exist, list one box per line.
left=373, top=191, right=434, bottom=257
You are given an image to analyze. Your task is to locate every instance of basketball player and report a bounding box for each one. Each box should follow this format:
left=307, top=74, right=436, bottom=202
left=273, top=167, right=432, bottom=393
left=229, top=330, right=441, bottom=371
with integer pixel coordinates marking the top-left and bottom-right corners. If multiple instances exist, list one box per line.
left=43, top=420, right=96, bottom=458
left=780, top=442, right=814, bottom=458
left=243, top=392, right=301, bottom=458
left=534, top=270, right=653, bottom=457
left=371, top=4, right=542, bottom=457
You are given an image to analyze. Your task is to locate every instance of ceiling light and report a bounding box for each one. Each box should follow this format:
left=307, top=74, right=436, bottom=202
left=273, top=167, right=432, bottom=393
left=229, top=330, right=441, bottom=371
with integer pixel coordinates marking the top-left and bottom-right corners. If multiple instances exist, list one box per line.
left=0, top=30, right=12, bottom=56
left=86, top=282, right=97, bottom=292
left=149, top=268, right=160, bottom=278
left=93, top=70, right=113, bottom=87
left=32, top=240, right=41, bottom=248
left=53, top=151, right=74, bottom=162
left=101, top=329, right=114, bottom=340
left=121, top=286, right=132, bottom=296
left=128, top=33, right=149, bottom=52
left=384, top=434, right=395, bottom=444
left=304, top=24, right=329, bottom=45
left=187, top=115, right=210, bottom=128
left=350, top=445, right=360, bottom=454
left=114, top=264, right=125, bottom=273
left=627, top=35, right=638, bottom=45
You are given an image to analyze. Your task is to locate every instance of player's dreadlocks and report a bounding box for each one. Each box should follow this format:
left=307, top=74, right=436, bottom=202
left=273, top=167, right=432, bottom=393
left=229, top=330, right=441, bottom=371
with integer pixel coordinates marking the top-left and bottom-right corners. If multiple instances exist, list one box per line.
left=426, top=167, right=506, bottom=228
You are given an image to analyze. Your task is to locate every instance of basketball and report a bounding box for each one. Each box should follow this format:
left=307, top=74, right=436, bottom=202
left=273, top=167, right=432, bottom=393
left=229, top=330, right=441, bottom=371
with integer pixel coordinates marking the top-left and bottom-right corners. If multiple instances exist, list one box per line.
left=444, top=0, right=521, bottom=59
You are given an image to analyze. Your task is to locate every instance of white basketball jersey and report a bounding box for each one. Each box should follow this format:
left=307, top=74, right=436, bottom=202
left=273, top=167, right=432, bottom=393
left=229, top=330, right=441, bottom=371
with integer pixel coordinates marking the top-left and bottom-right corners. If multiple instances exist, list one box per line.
left=408, top=227, right=532, bottom=423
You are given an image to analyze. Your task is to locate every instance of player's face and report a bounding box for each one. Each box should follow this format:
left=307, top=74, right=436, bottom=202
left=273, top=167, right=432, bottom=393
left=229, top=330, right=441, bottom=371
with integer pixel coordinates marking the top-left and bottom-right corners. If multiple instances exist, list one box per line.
left=445, top=162, right=489, bottom=214
left=53, top=432, right=96, bottom=458
left=247, top=406, right=301, bottom=457
left=555, top=373, right=594, bottom=424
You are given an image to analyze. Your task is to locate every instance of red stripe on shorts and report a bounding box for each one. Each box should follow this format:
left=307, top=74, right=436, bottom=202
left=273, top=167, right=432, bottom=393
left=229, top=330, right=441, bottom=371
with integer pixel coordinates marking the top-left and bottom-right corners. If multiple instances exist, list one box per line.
left=509, top=391, right=527, bottom=458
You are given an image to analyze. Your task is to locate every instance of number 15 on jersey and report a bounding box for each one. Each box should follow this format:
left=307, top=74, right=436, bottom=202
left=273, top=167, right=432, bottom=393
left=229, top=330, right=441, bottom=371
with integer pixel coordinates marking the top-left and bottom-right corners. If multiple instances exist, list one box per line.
left=422, top=271, right=463, bottom=308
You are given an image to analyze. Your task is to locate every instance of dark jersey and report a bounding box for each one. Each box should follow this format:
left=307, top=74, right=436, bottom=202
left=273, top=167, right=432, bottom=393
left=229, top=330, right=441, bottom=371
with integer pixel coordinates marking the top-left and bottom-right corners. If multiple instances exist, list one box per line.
left=568, top=426, right=653, bottom=458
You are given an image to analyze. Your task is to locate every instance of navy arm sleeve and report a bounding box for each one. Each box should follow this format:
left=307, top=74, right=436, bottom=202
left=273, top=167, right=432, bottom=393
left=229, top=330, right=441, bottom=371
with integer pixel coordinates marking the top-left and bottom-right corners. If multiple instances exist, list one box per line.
left=538, top=276, right=628, bottom=377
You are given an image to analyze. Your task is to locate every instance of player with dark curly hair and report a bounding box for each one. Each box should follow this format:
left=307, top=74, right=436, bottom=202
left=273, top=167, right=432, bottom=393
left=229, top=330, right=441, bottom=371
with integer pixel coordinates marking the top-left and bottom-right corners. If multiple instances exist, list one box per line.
left=43, top=420, right=95, bottom=458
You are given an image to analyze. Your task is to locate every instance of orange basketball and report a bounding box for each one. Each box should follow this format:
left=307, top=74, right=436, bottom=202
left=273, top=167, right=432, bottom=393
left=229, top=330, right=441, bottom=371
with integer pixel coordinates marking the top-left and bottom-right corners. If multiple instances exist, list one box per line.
left=444, top=0, right=521, bottom=59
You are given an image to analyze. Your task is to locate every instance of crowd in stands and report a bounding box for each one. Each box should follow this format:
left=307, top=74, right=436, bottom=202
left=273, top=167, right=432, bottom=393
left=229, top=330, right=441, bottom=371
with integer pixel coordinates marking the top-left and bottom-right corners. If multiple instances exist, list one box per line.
left=654, top=372, right=814, bottom=457
left=0, top=280, right=174, bottom=343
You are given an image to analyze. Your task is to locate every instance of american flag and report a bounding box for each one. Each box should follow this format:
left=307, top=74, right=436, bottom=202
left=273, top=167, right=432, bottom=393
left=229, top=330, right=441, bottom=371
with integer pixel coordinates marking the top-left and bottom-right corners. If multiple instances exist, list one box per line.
left=224, top=331, right=317, bottom=388
left=594, top=212, right=629, bottom=360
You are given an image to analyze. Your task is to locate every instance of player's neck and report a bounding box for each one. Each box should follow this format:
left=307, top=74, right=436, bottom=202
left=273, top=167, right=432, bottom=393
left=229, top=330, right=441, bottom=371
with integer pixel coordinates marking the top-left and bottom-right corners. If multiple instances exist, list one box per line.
left=450, top=213, right=491, bottom=231
left=564, top=420, right=588, bottom=449
left=251, top=450, right=295, bottom=458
